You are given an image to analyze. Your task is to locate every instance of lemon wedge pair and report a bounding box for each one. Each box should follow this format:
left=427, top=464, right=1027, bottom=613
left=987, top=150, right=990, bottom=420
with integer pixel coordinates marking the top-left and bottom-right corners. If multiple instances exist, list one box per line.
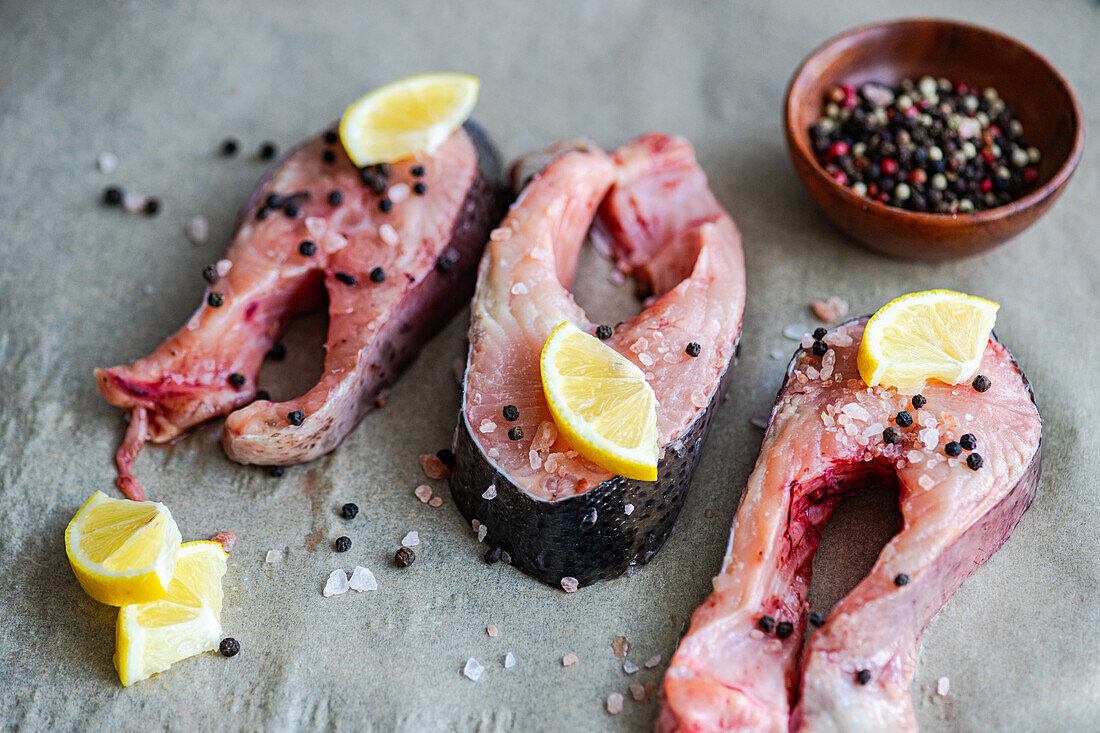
left=65, top=492, right=227, bottom=686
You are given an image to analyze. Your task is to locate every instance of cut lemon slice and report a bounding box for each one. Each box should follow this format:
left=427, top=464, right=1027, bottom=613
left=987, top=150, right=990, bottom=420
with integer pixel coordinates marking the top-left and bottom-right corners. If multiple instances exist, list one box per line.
left=65, top=491, right=182, bottom=606
left=857, top=290, right=999, bottom=393
left=339, top=72, right=480, bottom=167
left=540, top=321, right=658, bottom=481
left=114, top=541, right=227, bottom=686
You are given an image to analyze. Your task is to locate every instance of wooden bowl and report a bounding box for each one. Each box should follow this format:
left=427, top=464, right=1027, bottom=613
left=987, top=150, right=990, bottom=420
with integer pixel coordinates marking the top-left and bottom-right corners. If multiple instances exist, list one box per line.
left=784, top=18, right=1084, bottom=261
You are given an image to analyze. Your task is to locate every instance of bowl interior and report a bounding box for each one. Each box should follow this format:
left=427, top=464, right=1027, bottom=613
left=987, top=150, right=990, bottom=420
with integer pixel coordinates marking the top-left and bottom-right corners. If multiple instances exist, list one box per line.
left=788, top=20, right=1080, bottom=190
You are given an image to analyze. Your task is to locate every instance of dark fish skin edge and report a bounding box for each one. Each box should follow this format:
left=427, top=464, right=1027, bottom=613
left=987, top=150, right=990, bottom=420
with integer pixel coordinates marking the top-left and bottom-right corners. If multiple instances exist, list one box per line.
left=450, top=341, right=737, bottom=589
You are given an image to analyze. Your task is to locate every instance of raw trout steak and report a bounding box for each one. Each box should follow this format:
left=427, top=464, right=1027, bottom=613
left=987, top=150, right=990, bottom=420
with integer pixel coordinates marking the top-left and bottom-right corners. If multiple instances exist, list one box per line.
left=450, top=134, right=746, bottom=588
left=659, top=318, right=1041, bottom=732
left=97, top=123, right=509, bottom=500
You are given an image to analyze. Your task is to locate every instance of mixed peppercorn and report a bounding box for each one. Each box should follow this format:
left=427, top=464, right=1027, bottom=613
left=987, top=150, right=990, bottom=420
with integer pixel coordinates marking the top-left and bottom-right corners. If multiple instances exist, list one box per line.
left=811, top=77, right=1041, bottom=213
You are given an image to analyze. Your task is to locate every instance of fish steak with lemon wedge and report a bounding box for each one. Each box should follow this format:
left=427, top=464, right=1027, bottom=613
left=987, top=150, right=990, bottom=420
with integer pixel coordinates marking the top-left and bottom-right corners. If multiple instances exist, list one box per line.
left=659, top=303, right=1041, bottom=731
left=450, top=134, right=746, bottom=588
left=96, top=75, right=510, bottom=500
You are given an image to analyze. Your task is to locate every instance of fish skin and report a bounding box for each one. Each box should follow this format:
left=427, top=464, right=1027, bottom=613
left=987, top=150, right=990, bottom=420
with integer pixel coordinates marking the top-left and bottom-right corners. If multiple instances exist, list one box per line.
left=96, top=122, right=508, bottom=497
left=658, top=318, right=1042, bottom=732
left=450, top=133, right=746, bottom=587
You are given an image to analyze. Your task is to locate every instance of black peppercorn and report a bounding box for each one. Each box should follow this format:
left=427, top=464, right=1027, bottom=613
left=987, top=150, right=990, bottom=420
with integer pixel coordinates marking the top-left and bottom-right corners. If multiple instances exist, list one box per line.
left=436, top=255, right=455, bottom=272
left=298, top=240, right=317, bottom=256
left=757, top=615, right=776, bottom=634
left=221, top=138, right=239, bottom=157
left=855, top=669, right=872, bottom=685
left=508, top=426, right=524, bottom=441
left=894, top=573, right=909, bottom=586
left=102, top=186, right=123, bottom=205
left=341, top=502, right=359, bottom=520
left=960, top=433, right=977, bottom=451
left=911, top=394, right=927, bottom=409
left=808, top=611, right=825, bottom=628
left=202, top=264, right=219, bottom=284
left=410, top=165, right=425, bottom=177
left=776, top=621, right=794, bottom=639
left=882, top=427, right=902, bottom=445
left=258, top=141, right=277, bottom=160
left=811, top=340, right=828, bottom=357
left=288, top=410, right=305, bottom=426
left=270, top=465, right=285, bottom=477
left=895, top=411, right=913, bottom=428
left=686, top=342, right=702, bottom=357
left=395, top=546, right=415, bottom=567
left=369, top=267, right=386, bottom=283
left=207, top=292, right=224, bottom=308
left=972, top=374, right=991, bottom=392
left=328, top=190, right=343, bottom=206
left=335, top=272, right=356, bottom=286
left=812, top=327, right=828, bottom=340
left=256, top=207, right=270, bottom=221
left=143, top=198, right=160, bottom=216
left=219, top=638, right=240, bottom=657
left=436, top=448, right=455, bottom=468
left=322, top=149, right=336, bottom=163
left=944, top=441, right=962, bottom=457
left=267, top=342, right=287, bottom=361
left=284, top=202, right=300, bottom=217
left=228, top=373, right=245, bottom=388
left=412, top=181, right=427, bottom=195
left=265, top=193, right=283, bottom=208
left=484, top=546, right=502, bottom=564
left=595, top=325, right=613, bottom=340
left=502, top=404, right=520, bottom=422
left=334, top=536, right=352, bottom=552
left=379, top=198, right=393, bottom=213
left=967, top=452, right=983, bottom=470
left=323, top=130, right=339, bottom=145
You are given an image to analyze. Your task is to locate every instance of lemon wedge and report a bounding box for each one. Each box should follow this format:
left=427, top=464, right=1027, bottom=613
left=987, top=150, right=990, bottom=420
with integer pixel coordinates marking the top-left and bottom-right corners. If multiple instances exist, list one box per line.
left=339, top=72, right=480, bottom=167
left=540, top=321, right=659, bottom=481
left=114, top=541, right=228, bottom=686
left=857, top=290, right=999, bottom=393
left=65, top=491, right=182, bottom=606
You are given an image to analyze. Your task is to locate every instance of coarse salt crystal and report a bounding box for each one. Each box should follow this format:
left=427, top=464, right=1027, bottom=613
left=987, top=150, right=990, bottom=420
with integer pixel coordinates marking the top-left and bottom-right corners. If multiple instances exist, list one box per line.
left=503, top=652, right=516, bottom=668
left=562, top=653, right=579, bottom=666
left=820, top=365, right=834, bottom=381
left=265, top=549, right=280, bottom=563
left=216, top=259, right=232, bottom=277
left=414, top=485, right=433, bottom=503
left=349, top=566, right=378, bottom=592
left=623, top=660, right=639, bottom=674
left=185, top=215, right=209, bottom=244
left=937, top=676, right=950, bottom=696
left=630, top=683, right=646, bottom=701
left=463, top=657, right=484, bottom=681
left=624, top=503, right=634, bottom=516
left=770, top=349, right=786, bottom=360
left=811, top=296, right=849, bottom=322
left=479, top=419, right=497, bottom=433
left=841, top=403, right=871, bottom=421
left=482, top=484, right=497, bottom=500
left=639, top=353, right=654, bottom=366
left=428, top=496, right=443, bottom=508
left=487, top=447, right=499, bottom=458
left=533, top=422, right=557, bottom=452
left=861, top=422, right=883, bottom=438
left=323, top=569, right=349, bottom=597
left=96, top=152, right=118, bottom=173
left=490, top=227, right=510, bottom=241
left=477, top=524, right=488, bottom=543
left=806, top=366, right=820, bottom=380
left=919, top=427, right=939, bottom=450
left=419, top=453, right=450, bottom=479
left=690, top=390, right=708, bottom=408
left=388, top=182, right=410, bottom=203
left=612, top=636, right=631, bottom=658
left=801, top=335, right=815, bottom=349
left=907, top=450, right=924, bottom=463
left=824, top=331, right=853, bottom=347
left=401, top=531, right=420, bottom=547
left=529, top=451, right=542, bottom=470
left=305, top=216, right=326, bottom=238
left=749, top=629, right=764, bottom=640
left=644, top=655, right=661, bottom=668
left=510, top=282, right=528, bottom=295
left=486, top=625, right=498, bottom=637
left=606, top=693, right=624, bottom=715
left=378, top=223, right=399, bottom=245
left=783, top=324, right=809, bottom=340
left=561, top=577, right=579, bottom=593
left=918, top=475, right=936, bottom=490
left=123, top=193, right=147, bottom=213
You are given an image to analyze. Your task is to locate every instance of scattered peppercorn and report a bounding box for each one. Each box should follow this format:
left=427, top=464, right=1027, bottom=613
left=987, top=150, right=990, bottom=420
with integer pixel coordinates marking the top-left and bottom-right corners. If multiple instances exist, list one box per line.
left=686, top=342, right=702, bottom=357
left=912, top=394, right=927, bottom=409
left=288, top=410, right=305, bottom=426
left=228, top=372, right=245, bottom=388
left=143, top=198, right=160, bottom=216
left=379, top=198, right=393, bottom=213
left=895, top=410, right=913, bottom=427
left=811, top=340, right=828, bottom=357
left=757, top=615, right=776, bottom=634
left=202, top=264, right=219, bottom=284
left=334, top=536, right=352, bottom=552
left=595, top=325, right=613, bottom=340
left=375, top=162, right=392, bottom=177
left=508, top=426, right=524, bottom=441
left=256, top=207, right=270, bottom=221
left=219, top=638, right=240, bottom=657
left=335, top=272, right=356, bottom=286
left=894, top=573, right=910, bottom=586
left=321, top=149, right=336, bottom=163
left=412, top=181, right=427, bottom=195
left=361, top=170, right=387, bottom=194
left=102, top=186, right=123, bottom=205
left=855, top=669, right=872, bottom=685
left=258, top=141, right=277, bottom=160
left=812, top=327, right=828, bottom=340
left=207, top=292, right=224, bottom=308
left=960, top=433, right=977, bottom=451
left=882, top=427, right=902, bottom=445
left=265, top=193, right=283, bottom=208
left=972, top=374, right=991, bottom=392
left=502, top=404, right=520, bottom=422
left=944, top=441, right=962, bottom=457
left=369, top=267, right=386, bottom=283
left=284, top=202, right=300, bottom=217
left=267, top=342, right=287, bottom=361
left=323, top=130, right=339, bottom=145
left=484, top=546, right=502, bottom=564
left=436, top=448, right=455, bottom=468
left=395, top=546, right=415, bottom=567
left=410, top=165, right=425, bottom=177
left=808, top=611, right=826, bottom=628
left=776, top=621, right=794, bottom=639
left=967, top=452, right=984, bottom=470
left=341, top=502, right=359, bottom=520
left=270, top=465, right=285, bottom=477
left=221, top=138, right=240, bottom=157
left=328, top=189, right=343, bottom=206
left=298, top=240, right=317, bottom=256
left=436, top=255, right=456, bottom=272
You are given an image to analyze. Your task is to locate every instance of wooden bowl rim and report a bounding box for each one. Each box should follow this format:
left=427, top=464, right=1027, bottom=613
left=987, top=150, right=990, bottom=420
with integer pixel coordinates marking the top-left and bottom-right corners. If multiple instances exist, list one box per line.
left=784, top=17, right=1085, bottom=228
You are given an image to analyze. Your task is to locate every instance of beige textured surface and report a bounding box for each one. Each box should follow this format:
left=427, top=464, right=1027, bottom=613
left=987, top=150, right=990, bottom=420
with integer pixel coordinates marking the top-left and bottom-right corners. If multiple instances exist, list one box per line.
left=1, top=1, right=1097, bottom=730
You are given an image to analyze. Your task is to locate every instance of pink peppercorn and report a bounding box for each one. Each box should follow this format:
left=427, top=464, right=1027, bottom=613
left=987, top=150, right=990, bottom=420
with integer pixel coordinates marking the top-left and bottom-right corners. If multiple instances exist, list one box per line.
left=829, top=169, right=847, bottom=186
left=825, top=141, right=849, bottom=162
left=979, top=179, right=993, bottom=193
left=880, top=158, right=899, bottom=176
left=908, top=169, right=927, bottom=185
left=1023, top=167, right=1039, bottom=183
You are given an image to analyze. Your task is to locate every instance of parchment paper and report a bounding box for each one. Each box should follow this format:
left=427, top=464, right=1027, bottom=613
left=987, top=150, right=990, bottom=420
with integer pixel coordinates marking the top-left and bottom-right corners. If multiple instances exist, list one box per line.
left=1, top=1, right=1097, bottom=730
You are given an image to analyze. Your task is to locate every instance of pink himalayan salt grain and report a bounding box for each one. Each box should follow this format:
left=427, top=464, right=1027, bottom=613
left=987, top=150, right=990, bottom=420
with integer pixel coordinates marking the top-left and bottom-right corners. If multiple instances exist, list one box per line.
left=918, top=475, right=936, bottom=490
left=486, top=625, right=499, bottom=638
left=419, top=453, right=450, bottom=479
left=907, top=450, right=924, bottom=463
left=606, top=693, right=624, bottom=715
left=544, top=453, right=564, bottom=473
left=841, top=403, right=871, bottom=421
left=824, top=330, right=853, bottom=347
left=690, top=390, right=708, bottom=408
left=489, top=227, right=511, bottom=241
left=414, top=485, right=433, bottom=503
left=529, top=450, right=543, bottom=470
left=562, top=653, right=579, bottom=666
left=428, top=496, right=443, bottom=508
left=806, top=366, right=820, bottom=380
left=811, top=296, right=849, bottom=322
left=644, top=654, right=662, bottom=668
left=561, top=577, right=579, bottom=593
left=639, top=353, right=654, bottom=367
left=532, top=422, right=557, bottom=452
left=477, top=524, right=488, bottom=543
left=937, top=677, right=950, bottom=696
left=630, top=338, right=648, bottom=354
left=630, top=683, right=648, bottom=702
left=210, top=531, right=236, bottom=552
left=612, top=636, right=631, bottom=658
left=482, top=484, right=497, bottom=500
left=623, top=660, right=639, bottom=674
left=478, top=419, right=497, bottom=433
left=378, top=223, right=399, bottom=245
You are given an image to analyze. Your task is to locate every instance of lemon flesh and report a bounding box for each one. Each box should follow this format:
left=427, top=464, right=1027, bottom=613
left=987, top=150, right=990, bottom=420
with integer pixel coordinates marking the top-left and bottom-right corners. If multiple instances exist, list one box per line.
left=339, top=72, right=480, bottom=167
left=115, top=541, right=227, bottom=686
left=540, top=322, right=659, bottom=481
left=857, top=290, right=999, bottom=394
left=65, top=491, right=182, bottom=606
